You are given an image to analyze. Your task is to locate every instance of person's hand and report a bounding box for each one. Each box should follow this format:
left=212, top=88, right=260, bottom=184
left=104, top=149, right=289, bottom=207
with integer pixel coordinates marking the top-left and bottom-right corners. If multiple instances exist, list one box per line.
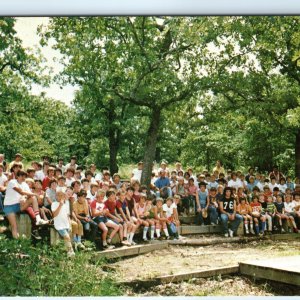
left=197, top=207, right=201, bottom=213
left=85, top=217, right=89, bottom=222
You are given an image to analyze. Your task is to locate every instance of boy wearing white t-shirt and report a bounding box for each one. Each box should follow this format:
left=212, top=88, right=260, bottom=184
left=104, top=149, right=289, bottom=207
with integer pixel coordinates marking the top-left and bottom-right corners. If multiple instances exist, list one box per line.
left=163, top=198, right=180, bottom=239
left=51, top=191, right=75, bottom=257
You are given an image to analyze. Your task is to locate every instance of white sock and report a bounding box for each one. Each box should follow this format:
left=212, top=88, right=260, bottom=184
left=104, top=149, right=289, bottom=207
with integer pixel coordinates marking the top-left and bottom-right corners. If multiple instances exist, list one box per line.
left=150, top=226, right=155, bottom=239
left=129, top=232, right=134, bottom=243
left=143, top=227, right=149, bottom=239
left=163, top=228, right=169, bottom=237
left=36, top=214, right=41, bottom=222
left=127, top=233, right=130, bottom=240
left=245, top=223, right=249, bottom=231
left=156, top=229, right=161, bottom=238
left=250, top=222, right=253, bottom=230
left=103, top=240, right=107, bottom=246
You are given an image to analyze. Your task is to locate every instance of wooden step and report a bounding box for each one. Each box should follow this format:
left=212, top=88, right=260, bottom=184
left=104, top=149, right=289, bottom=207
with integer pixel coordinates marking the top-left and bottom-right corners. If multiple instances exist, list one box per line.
left=239, top=255, right=300, bottom=286
left=94, top=241, right=169, bottom=259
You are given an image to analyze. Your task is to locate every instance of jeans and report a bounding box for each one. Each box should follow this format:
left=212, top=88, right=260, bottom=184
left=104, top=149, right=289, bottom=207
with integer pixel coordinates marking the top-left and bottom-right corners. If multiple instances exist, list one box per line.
left=208, top=205, right=218, bottom=224
left=220, top=213, right=243, bottom=234
left=80, top=218, right=98, bottom=241
left=156, top=187, right=172, bottom=198
left=0, top=192, right=3, bottom=212
left=197, top=203, right=207, bottom=225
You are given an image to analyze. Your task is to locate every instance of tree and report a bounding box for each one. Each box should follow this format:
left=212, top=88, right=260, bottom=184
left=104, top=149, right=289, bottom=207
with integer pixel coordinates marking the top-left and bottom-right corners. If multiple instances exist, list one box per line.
left=40, top=17, right=221, bottom=185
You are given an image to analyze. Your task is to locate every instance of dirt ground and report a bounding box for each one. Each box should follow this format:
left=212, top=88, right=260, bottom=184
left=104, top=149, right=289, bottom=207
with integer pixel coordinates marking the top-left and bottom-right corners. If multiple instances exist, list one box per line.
left=112, top=239, right=300, bottom=281
left=110, top=238, right=300, bottom=295
left=124, top=276, right=300, bottom=296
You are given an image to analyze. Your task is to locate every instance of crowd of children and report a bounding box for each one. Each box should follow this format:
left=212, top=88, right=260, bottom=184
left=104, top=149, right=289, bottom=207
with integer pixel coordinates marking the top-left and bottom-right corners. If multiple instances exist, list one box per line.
left=0, top=153, right=300, bottom=257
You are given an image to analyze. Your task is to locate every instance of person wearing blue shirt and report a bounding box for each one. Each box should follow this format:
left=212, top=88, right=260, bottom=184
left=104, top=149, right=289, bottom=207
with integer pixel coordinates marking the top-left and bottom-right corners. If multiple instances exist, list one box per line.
left=154, top=170, right=172, bottom=198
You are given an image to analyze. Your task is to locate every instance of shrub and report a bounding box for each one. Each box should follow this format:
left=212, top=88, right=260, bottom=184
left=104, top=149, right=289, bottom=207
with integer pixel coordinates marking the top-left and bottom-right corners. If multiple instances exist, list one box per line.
left=0, top=237, right=122, bottom=296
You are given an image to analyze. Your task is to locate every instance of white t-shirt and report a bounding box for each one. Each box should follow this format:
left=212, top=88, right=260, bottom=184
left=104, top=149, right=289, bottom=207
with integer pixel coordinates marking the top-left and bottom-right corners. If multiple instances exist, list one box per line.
left=4, top=180, right=29, bottom=206
left=56, top=186, right=67, bottom=193
left=35, top=170, right=45, bottom=181
left=255, top=182, right=264, bottom=192
left=132, top=168, right=142, bottom=182
left=228, top=179, right=243, bottom=190
left=65, top=163, right=78, bottom=170
left=269, top=183, right=279, bottom=192
left=163, top=203, right=174, bottom=218
left=95, top=173, right=103, bottom=182
left=284, top=201, right=295, bottom=213
left=66, top=177, right=75, bottom=187
left=0, top=173, right=8, bottom=187
left=51, top=201, right=70, bottom=230
left=86, top=190, right=97, bottom=201
left=278, top=184, right=287, bottom=193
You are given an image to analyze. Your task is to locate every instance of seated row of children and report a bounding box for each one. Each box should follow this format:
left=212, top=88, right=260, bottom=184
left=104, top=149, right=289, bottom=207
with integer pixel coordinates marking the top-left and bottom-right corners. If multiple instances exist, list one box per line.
left=1, top=169, right=181, bottom=256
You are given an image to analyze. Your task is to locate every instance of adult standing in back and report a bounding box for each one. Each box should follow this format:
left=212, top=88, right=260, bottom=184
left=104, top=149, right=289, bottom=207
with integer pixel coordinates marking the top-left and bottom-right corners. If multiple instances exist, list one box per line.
left=213, top=160, right=225, bottom=177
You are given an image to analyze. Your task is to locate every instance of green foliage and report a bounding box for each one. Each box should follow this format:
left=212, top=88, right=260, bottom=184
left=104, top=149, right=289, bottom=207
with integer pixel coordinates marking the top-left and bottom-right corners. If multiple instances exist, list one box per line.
left=0, top=237, right=121, bottom=296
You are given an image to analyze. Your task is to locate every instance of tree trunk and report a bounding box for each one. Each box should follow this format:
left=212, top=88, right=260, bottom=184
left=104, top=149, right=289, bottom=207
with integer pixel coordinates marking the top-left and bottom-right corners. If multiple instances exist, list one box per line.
left=296, top=128, right=300, bottom=178
left=108, top=100, right=119, bottom=175
left=141, top=108, right=161, bottom=187
left=108, top=132, right=119, bottom=175
left=155, top=146, right=161, bottom=163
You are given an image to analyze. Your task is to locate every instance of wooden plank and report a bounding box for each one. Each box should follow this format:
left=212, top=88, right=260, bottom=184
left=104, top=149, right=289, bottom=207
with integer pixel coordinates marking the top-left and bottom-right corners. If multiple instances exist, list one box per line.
left=15, top=214, right=31, bottom=238
left=169, top=236, right=261, bottom=246
left=50, top=227, right=62, bottom=246
left=138, top=241, right=168, bottom=254
left=181, top=225, right=214, bottom=235
left=179, top=216, right=196, bottom=224
left=159, top=265, right=239, bottom=284
left=95, top=241, right=169, bottom=259
left=119, top=265, right=239, bottom=287
left=239, top=256, right=300, bottom=286
left=209, top=225, right=223, bottom=233
left=236, top=221, right=244, bottom=236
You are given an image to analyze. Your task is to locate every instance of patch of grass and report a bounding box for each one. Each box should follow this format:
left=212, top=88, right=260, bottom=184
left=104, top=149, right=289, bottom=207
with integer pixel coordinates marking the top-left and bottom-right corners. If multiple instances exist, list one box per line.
left=0, top=237, right=122, bottom=296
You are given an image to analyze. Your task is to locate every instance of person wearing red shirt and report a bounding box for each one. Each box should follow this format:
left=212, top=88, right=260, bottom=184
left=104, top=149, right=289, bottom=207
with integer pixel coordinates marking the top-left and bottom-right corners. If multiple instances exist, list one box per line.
left=42, top=167, right=56, bottom=191
left=104, top=190, right=130, bottom=246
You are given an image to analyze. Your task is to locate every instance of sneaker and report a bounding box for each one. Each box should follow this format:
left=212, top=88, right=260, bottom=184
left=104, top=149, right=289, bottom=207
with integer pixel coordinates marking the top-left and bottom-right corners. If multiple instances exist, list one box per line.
left=143, top=237, right=148, bottom=242
left=281, top=228, right=285, bottom=233
left=31, top=230, right=42, bottom=240
left=246, top=229, right=250, bottom=234
left=130, top=240, right=137, bottom=246
left=293, top=228, right=299, bottom=233
left=107, top=238, right=112, bottom=244
left=36, top=219, right=49, bottom=226
left=228, top=229, right=234, bottom=238
left=259, top=232, right=264, bottom=236
left=77, top=242, right=86, bottom=250
left=250, top=229, right=255, bottom=235
left=211, top=222, right=216, bottom=226
left=224, top=233, right=229, bottom=238
left=67, top=250, right=75, bottom=258
left=121, top=240, right=131, bottom=246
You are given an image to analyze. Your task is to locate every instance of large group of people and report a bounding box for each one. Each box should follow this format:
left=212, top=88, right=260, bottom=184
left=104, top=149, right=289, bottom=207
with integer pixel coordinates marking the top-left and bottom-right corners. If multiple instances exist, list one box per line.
left=0, top=153, right=300, bottom=257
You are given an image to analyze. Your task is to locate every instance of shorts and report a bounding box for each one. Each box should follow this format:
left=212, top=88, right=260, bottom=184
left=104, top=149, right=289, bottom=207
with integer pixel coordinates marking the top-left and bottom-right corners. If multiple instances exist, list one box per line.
left=3, top=203, right=21, bottom=216
left=93, top=216, right=108, bottom=224
left=57, top=228, right=70, bottom=237
left=109, top=218, right=123, bottom=225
